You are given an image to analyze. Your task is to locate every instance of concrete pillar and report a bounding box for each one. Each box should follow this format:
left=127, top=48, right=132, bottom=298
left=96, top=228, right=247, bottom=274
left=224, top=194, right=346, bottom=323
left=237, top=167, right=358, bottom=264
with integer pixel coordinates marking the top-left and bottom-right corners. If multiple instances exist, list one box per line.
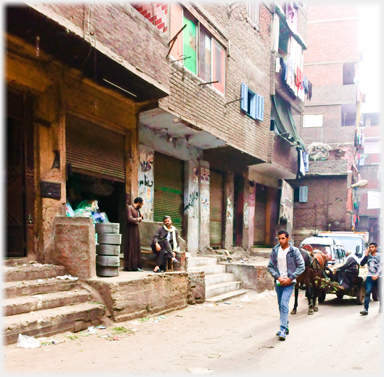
left=199, top=161, right=210, bottom=252
left=223, top=171, right=234, bottom=249
left=138, top=144, right=154, bottom=221
left=242, top=175, right=256, bottom=251
left=184, top=160, right=200, bottom=255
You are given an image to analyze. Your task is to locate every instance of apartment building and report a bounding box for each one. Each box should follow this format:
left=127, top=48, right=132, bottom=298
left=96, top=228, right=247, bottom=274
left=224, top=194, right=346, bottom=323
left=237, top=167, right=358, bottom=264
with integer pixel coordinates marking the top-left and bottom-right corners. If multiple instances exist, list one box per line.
left=289, top=2, right=364, bottom=245
left=5, top=2, right=311, bottom=264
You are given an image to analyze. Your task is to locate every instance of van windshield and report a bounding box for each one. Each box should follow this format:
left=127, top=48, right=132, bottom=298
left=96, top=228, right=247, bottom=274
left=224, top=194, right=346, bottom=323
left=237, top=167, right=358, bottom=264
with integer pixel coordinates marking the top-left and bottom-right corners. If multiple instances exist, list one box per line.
left=328, top=236, right=363, bottom=253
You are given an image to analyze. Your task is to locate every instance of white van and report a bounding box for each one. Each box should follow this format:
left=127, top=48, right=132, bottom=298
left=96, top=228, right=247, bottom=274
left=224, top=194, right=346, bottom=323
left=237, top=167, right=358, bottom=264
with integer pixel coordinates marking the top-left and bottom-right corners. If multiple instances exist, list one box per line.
left=319, top=232, right=365, bottom=262
left=300, top=236, right=347, bottom=265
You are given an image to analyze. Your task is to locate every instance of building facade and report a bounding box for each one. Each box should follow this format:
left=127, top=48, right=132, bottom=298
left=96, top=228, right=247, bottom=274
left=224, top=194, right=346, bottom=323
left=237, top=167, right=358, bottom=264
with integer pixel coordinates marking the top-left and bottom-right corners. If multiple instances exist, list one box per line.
left=289, top=2, right=364, bottom=246
left=5, top=2, right=311, bottom=264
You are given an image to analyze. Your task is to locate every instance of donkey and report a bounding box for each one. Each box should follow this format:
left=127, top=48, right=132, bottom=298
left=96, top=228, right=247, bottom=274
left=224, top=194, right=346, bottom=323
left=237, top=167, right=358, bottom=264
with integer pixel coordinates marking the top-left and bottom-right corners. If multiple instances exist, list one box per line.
left=291, top=248, right=328, bottom=315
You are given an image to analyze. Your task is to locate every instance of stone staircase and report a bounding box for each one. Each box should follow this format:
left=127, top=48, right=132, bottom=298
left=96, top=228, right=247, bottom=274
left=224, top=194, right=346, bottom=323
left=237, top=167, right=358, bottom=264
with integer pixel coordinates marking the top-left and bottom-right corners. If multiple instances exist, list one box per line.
left=188, top=256, right=249, bottom=302
left=3, top=260, right=106, bottom=345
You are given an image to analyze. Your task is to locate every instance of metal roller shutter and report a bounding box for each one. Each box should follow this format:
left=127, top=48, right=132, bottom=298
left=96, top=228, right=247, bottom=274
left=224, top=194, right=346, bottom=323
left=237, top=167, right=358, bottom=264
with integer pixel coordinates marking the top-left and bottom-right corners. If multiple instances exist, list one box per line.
left=210, top=170, right=224, bottom=247
left=154, top=152, right=184, bottom=237
left=66, top=114, right=125, bottom=181
left=254, top=184, right=267, bottom=245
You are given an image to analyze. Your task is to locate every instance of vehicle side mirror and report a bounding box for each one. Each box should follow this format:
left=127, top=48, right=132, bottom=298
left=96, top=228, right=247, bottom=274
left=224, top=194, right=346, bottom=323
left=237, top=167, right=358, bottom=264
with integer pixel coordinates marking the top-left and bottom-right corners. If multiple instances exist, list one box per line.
left=356, top=245, right=361, bottom=256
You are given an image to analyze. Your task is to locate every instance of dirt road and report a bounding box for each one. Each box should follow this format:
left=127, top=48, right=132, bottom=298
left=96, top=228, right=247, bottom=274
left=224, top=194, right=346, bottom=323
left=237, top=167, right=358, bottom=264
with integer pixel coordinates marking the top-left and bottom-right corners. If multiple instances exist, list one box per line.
left=3, top=289, right=382, bottom=376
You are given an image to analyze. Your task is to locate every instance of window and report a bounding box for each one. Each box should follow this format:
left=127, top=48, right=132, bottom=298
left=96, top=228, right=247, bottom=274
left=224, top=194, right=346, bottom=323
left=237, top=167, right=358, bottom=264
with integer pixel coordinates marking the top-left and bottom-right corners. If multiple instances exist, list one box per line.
left=169, top=4, right=226, bottom=94
left=341, top=104, right=356, bottom=127
left=343, top=62, right=356, bottom=85
left=247, top=3, right=259, bottom=29
left=303, top=114, right=323, bottom=128
left=241, top=83, right=264, bottom=121
left=294, top=186, right=308, bottom=202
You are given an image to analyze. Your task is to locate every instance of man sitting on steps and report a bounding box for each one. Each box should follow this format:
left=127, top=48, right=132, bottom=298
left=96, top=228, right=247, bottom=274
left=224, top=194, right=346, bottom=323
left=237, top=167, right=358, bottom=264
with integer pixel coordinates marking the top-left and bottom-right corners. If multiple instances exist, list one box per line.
left=151, top=215, right=179, bottom=273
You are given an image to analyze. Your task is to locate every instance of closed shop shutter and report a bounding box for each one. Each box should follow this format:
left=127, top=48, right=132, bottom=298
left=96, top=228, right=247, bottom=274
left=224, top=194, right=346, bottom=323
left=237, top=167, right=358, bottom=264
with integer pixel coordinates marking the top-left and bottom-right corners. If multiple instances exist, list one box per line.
left=154, top=152, right=184, bottom=237
left=210, top=170, right=224, bottom=247
left=254, top=184, right=267, bottom=245
left=66, top=114, right=125, bottom=181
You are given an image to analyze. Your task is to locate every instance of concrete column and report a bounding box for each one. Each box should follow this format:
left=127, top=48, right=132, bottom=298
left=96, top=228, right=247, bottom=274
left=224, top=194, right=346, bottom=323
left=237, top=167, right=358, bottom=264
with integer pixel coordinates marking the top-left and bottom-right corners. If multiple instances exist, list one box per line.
left=199, top=161, right=210, bottom=252
left=184, top=160, right=200, bottom=255
left=138, top=144, right=154, bottom=221
left=223, top=171, right=234, bottom=249
left=242, top=175, right=256, bottom=251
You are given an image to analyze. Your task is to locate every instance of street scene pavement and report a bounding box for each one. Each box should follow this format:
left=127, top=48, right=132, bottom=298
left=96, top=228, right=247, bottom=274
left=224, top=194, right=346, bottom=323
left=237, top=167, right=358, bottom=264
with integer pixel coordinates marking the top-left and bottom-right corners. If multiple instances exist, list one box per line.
left=3, top=288, right=382, bottom=376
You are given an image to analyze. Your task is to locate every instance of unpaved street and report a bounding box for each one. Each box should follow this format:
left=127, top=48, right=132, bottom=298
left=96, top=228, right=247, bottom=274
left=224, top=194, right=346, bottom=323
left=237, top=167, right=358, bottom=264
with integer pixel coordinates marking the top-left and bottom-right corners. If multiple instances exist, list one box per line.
left=3, top=289, right=382, bottom=376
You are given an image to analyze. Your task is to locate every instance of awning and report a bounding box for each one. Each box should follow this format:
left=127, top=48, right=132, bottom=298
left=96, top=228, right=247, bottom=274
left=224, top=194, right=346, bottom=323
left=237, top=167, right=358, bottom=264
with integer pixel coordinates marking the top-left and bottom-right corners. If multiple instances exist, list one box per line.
left=272, top=95, right=306, bottom=151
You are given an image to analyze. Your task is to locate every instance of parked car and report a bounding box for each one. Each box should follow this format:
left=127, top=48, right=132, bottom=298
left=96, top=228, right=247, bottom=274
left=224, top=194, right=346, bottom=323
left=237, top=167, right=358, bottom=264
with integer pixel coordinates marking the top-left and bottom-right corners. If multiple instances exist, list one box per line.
left=300, top=236, right=347, bottom=265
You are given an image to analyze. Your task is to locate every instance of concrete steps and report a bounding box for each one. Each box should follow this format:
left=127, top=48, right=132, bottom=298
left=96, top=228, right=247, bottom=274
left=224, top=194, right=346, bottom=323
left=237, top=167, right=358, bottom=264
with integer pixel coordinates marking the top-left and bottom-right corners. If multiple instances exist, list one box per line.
left=206, top=280, right=243, bottom=299
left=205, top=288, right=250, bottom=303
left=4, top=302, right=106, bottom=345
left=3, top=260, right=106, bottom=345
left=188, top=256, right=248, bottom=302
left=4, top=289, right=90, bottom=316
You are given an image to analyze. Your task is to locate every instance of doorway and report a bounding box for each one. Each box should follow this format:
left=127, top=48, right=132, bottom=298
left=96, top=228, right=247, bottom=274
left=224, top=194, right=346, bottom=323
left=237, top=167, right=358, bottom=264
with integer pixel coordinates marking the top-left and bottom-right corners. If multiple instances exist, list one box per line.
left=6, top=90, right=35, bottom=258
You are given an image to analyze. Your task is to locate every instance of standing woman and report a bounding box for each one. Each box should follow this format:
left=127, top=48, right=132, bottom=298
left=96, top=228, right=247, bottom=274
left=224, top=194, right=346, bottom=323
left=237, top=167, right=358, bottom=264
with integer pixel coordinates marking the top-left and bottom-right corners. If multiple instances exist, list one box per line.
left=123, top=197, right=144, bottom=272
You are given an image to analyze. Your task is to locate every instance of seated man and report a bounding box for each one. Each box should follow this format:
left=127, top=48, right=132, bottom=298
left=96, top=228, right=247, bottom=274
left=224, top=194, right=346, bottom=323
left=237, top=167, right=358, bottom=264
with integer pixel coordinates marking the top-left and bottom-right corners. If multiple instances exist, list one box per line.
left=151, top=215, right=179, bottom=273
left=335, top=250, right=360, bottom=290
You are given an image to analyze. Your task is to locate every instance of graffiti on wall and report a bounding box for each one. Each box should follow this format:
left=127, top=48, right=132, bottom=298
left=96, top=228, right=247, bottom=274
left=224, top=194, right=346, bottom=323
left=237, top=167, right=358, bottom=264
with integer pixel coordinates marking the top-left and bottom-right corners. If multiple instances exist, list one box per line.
left=243, top=202, right=249, bottom=229
left=200, top=167, right=210, bottom=182
left=226, top=197, right=234, bottom=224
left=184, top=191, right=199, bottom=211
left=138, top=146, right=154, bottom=221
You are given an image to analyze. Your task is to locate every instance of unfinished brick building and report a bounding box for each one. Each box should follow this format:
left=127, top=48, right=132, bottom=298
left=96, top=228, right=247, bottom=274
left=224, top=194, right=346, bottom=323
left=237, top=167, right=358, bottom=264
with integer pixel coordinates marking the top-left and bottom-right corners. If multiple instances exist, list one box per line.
left=288, top=3, right=365, bottom=246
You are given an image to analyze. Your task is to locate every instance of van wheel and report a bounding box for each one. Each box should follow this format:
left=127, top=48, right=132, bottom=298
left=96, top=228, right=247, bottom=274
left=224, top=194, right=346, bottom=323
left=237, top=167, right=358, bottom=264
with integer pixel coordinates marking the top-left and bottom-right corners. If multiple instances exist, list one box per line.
left=336, top=292, right=344, bottom=299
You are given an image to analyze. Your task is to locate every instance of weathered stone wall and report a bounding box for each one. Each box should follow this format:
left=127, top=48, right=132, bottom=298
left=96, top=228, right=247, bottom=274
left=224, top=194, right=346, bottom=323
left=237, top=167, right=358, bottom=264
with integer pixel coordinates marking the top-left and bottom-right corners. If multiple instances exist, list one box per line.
left=53, top=216, right=96, bottom=279
left=225, top=264, right=274, bottom=292
left=187, top=271, right=205, bottom=304
left=86, top=272, right=189, bottom=322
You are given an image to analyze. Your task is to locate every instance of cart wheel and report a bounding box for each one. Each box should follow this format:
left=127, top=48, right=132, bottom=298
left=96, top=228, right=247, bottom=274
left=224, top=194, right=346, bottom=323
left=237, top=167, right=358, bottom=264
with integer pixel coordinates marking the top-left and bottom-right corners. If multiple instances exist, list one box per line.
left=356, top=285, right=366, bottom=305
left=336, top=292, right=344, bottom=299
left=318, top=289, right=326, bottom=303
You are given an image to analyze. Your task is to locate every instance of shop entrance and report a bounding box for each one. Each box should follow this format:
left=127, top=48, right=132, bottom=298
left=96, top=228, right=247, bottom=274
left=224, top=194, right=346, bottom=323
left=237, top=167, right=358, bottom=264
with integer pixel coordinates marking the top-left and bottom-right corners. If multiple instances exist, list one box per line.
left=66, top=172, right=125, bottom=224
left=65, top=114, right=127, bottom=225
left=210, top=170, right=224, bottom=248
left=254, top=184, right=267, bottom=245
left=6, top=89, right=35, bottom=258
left=233, top=175, right=244, bottom=247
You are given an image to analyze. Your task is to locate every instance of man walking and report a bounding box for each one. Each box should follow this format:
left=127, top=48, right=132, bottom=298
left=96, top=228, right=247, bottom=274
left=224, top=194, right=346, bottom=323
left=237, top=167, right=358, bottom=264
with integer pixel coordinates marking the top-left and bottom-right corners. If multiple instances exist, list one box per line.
left=151, top=215, right=179, bottom=273
left=360, top=242, right=382, bottom=315
left=267, top=230, right=305, bottom=340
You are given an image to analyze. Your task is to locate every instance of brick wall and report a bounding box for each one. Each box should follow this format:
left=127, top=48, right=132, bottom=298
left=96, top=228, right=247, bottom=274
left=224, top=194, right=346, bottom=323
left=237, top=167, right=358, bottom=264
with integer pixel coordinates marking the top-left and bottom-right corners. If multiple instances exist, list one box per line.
left=33, top=3, right=170, bottom=88
left=290, top=175, right=349, bottom=246
left=131, top=2, right=168, bottom=33
left=158, top=3, right=299, bottom=173
left=301, top=105, right=356, bottom=144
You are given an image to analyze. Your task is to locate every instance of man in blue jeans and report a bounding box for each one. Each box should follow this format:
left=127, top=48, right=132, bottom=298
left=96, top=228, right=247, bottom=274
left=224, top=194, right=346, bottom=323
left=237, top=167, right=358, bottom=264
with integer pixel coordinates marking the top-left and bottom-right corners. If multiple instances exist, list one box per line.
left=267, top=230, right=305, bottom=340
left=360, top=242, right=382, bottom=315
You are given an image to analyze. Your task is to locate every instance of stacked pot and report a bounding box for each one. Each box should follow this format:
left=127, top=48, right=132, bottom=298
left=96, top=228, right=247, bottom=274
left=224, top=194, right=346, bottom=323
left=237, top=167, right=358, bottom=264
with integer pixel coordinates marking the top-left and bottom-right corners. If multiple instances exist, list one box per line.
left=95, top=223, right=122, bottom=277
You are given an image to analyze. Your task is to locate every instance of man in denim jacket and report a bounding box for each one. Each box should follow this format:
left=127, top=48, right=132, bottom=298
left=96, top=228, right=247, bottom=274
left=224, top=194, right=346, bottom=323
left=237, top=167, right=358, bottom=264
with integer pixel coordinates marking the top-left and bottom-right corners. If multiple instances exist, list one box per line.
left=268, top=230, right=305, bottom=340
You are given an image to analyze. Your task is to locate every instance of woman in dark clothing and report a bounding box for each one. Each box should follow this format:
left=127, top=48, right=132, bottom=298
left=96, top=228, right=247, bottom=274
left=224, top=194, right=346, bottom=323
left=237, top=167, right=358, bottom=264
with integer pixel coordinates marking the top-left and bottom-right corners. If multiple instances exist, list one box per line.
left=123, top=197, right=144, bottom=272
